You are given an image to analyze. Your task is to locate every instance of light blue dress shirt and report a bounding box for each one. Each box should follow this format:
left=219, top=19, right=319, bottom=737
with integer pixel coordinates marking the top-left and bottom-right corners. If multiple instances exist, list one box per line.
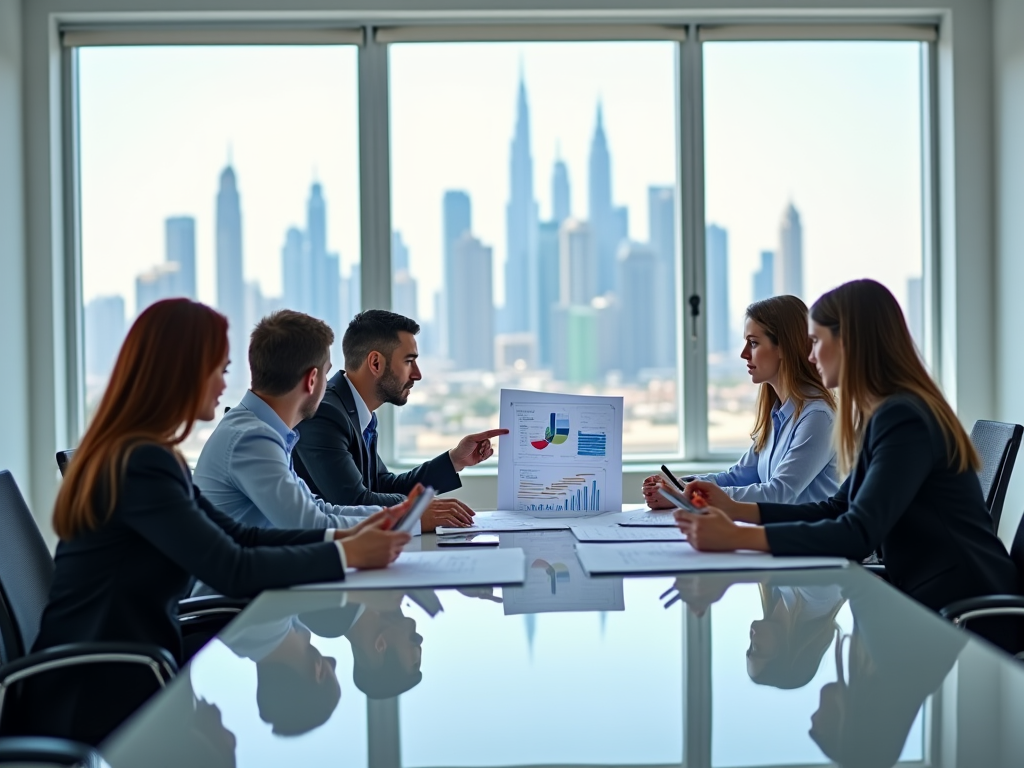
left=696, top=397, right=839, bottom=504
left=194, top=391, right=381, bottom=530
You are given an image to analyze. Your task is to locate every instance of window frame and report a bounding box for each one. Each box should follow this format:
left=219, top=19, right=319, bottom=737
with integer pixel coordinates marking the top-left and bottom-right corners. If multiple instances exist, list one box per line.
left=59, top=17, right=941, bottom=473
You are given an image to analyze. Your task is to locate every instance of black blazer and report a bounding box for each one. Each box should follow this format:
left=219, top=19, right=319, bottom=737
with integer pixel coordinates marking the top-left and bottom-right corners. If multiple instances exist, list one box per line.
left=760, top=395, right=1020, bottom=613
left=293, top=370, right=461, bottom=506
left=23, top=443, right=344, bottom=745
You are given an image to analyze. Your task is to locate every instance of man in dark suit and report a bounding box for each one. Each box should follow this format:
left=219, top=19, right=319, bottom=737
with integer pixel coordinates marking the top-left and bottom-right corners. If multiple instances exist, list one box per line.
left=294, top=310, right=507, bottom=530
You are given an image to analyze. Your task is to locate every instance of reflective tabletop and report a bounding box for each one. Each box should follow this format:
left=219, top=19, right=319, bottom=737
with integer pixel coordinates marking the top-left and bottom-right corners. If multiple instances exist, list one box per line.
left=102, top=531, right=1024, bottom=768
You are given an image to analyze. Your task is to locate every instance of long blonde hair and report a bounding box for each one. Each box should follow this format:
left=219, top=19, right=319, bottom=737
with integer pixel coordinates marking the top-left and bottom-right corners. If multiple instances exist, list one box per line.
left=809, top=279, right=978, bottom=474
left=747, top=296, right=836, bottom=454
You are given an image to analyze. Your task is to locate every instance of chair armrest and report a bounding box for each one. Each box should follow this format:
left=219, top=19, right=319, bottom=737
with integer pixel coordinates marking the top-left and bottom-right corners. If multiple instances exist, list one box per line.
left=0, top=736, right=100, bottom=767
left=0, top=643, right=177, bottom=720
left=939, top=595, right=1024, bottom=625
left=177, top=595, right=248, bottom=623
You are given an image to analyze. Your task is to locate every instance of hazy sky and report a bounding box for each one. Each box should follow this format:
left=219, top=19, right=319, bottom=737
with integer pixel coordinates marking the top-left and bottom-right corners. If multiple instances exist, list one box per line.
left=79, top=40, right=923, bottom=327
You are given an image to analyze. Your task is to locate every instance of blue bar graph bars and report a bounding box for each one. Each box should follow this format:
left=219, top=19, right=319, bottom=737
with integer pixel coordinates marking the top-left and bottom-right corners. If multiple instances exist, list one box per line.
left=576, top=431, right=607, bottom=457
left=519, top=475, right=601, bottom=512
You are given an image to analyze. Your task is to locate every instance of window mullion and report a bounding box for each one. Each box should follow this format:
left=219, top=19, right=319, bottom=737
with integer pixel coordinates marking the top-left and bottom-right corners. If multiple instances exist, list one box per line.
left=358, top=28, right=397, bottom=467
left=680, top=28, right=709, bottom=461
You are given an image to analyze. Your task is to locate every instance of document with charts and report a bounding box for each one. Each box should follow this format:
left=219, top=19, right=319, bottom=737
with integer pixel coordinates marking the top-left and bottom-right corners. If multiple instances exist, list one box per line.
left=498, top=389, right=623, bottom=514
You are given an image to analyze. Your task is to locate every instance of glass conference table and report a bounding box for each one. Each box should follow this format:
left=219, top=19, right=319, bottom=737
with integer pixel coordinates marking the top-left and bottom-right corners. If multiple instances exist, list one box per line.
left=101, top=530, right=1024, bottom=768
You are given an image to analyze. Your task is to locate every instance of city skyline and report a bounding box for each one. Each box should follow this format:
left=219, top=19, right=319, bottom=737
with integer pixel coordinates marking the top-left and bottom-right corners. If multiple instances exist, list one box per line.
left=79, top=41, right=928, bottom=457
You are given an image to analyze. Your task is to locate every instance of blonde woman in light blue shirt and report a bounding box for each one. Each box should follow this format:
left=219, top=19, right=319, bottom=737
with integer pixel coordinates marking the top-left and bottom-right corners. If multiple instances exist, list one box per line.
left=645, top=295, right=839, bottom=506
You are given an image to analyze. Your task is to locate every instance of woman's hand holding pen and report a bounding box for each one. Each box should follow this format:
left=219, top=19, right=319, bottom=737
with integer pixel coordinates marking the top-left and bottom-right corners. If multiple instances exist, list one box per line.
left=642, top=476, right=675, bottom=509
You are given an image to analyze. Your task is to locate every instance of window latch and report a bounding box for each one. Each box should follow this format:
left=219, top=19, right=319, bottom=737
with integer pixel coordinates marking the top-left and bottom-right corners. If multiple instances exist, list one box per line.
left=688, top=294, right=701, bottom=341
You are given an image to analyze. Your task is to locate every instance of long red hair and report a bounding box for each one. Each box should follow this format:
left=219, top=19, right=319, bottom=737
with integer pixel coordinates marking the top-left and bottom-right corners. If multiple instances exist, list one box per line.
left=54, top=299, right=228, bottom=539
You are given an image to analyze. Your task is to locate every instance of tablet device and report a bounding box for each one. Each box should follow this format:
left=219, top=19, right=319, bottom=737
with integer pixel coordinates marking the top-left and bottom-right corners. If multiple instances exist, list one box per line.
left=393, top=487, right=436, bottom=533
left=658, top=487, right=705, bottom=515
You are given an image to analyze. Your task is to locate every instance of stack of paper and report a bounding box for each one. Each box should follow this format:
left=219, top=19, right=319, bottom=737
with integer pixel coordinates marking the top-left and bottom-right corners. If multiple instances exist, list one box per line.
left=574, top=542, right=848, bottom=575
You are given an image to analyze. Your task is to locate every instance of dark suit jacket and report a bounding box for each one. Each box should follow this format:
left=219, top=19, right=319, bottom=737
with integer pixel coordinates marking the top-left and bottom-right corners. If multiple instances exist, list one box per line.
left=293, top=370, right=461, bottom=506
left=760, top=395, right=1020, bottom=613
left=23, top=443, right=344, bottom=745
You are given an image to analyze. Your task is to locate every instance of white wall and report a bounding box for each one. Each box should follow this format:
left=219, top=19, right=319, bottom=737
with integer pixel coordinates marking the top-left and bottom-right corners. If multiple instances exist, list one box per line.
left=993, top=0, right=1024, bottom=545
left=14, top=0, right=999, bottom=527
left=0, top=0, right=31, bottom=500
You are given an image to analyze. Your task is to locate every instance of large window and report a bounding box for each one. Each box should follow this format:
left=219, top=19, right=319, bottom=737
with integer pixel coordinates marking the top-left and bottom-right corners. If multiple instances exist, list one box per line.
left=78, top=45, right=360, bottom=461
left=703, top=41, right=926, bottom=453
left=389, top=41, right=681, bottom=461
left=70, top=27, right=936, bottom=467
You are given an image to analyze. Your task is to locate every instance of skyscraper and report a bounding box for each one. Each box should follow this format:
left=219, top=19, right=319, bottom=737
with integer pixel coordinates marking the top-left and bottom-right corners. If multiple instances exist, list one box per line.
left=136, top=262, right=181, bottom=316
left=752, top=250, right=775, bottom=304
left=281, top=226, right=309, bottom=313
left=559, top=219, right=598, bottom=306
left=617, top=242, right=659, bottom=377
left=393, top=270, right=419, bottom=321
left=392, top=231, right=417, bottom=320
left=552, top=154, right=570, bottom=225
left=706, top=224, right=730, bottom=355
left=504, top=75, right=538, bottom=335
left=648, top=186, right=676, bottom=367
left=443, top=190, right=472, bottom=359
left=84, top=295, right=125, bottom=379
left=392, top=231, right=410, bottom=273
left=165, top=216, right=196, bottom=299
left=776, top=203, right=804, bottom=298
left=216, top=164, right=246, bottom=391
left=449, top=233, right=494, bottom=371
left=536, top=220, right=561, bottom=368
left=588, top=103, right=623, bottom=295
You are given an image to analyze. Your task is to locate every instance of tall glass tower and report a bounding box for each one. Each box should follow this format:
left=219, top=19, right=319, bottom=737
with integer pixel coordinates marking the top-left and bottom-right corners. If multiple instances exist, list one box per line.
left=504, top=75, right=538, bottom=335
left=216, top=164, right=246, bottom=392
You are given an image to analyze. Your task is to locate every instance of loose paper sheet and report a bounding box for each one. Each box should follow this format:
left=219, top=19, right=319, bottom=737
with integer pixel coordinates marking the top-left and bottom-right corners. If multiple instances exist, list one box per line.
left=618, top=510, right=680, bottom=527
left=497, top=389, right=623, bottom=513
left=294, top=549, right=526, bottom=590
left=574, top=542, right=848, bottom=576
left=437, top=509, right=620, bottom=535
left=571, top=526, right=686, bottom=543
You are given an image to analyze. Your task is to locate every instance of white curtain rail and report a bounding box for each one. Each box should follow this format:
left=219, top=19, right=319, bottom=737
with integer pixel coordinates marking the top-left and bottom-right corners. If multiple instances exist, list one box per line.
left=698, top=24, right=938, bottom=43
left=374, top=24, right=687, bottom=44
left=61, top=27, right=365, bottom=47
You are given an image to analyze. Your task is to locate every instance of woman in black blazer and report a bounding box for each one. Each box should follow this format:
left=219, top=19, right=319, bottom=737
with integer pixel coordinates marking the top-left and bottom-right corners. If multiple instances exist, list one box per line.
left=21, top=299, right=412, bottom=745
left=675, top=280, right=1020, bottom=651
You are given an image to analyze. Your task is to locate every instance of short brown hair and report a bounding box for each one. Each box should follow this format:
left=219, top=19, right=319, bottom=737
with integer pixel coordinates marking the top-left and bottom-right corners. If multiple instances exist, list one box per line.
left=249, top=310, right=334, bottom=396
left=343, top=310, right=420, bottom=370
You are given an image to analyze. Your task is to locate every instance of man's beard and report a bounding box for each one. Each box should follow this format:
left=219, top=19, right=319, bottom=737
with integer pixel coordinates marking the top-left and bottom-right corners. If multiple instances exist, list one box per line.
left=376, top=366, right=411, bottom=406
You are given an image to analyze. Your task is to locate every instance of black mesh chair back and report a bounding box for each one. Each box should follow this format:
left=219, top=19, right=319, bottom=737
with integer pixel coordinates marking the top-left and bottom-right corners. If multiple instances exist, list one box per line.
left=0, top=472, right=55, bottom=661
left=55, top=450, right=75, bottom=478
left=970, top=420, right=1024, bottom=530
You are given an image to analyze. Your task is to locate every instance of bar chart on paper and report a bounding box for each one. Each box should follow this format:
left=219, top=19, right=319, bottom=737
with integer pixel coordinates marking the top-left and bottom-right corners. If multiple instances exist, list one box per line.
left=517, top=467, right=607, bottom=512
left=499, top=389, right=624, bottom=513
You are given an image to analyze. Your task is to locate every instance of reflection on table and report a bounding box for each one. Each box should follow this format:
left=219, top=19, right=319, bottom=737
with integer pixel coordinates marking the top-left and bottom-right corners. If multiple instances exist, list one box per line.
left=103, top=533, right=1024, bottom=768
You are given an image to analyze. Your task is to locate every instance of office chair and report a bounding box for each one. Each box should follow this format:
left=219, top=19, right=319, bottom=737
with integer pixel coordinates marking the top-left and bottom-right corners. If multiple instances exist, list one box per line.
left=940, top=507, right=1024, bottom=657
left=55, top=450, right=75, bottom=477
left=0, top=470, right=176, bottom=734
left=0, top=470, right=243, bottom=735
left=0, top=736, right=102, bottom=766
left=970, top=420, right=1023, bottom=531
